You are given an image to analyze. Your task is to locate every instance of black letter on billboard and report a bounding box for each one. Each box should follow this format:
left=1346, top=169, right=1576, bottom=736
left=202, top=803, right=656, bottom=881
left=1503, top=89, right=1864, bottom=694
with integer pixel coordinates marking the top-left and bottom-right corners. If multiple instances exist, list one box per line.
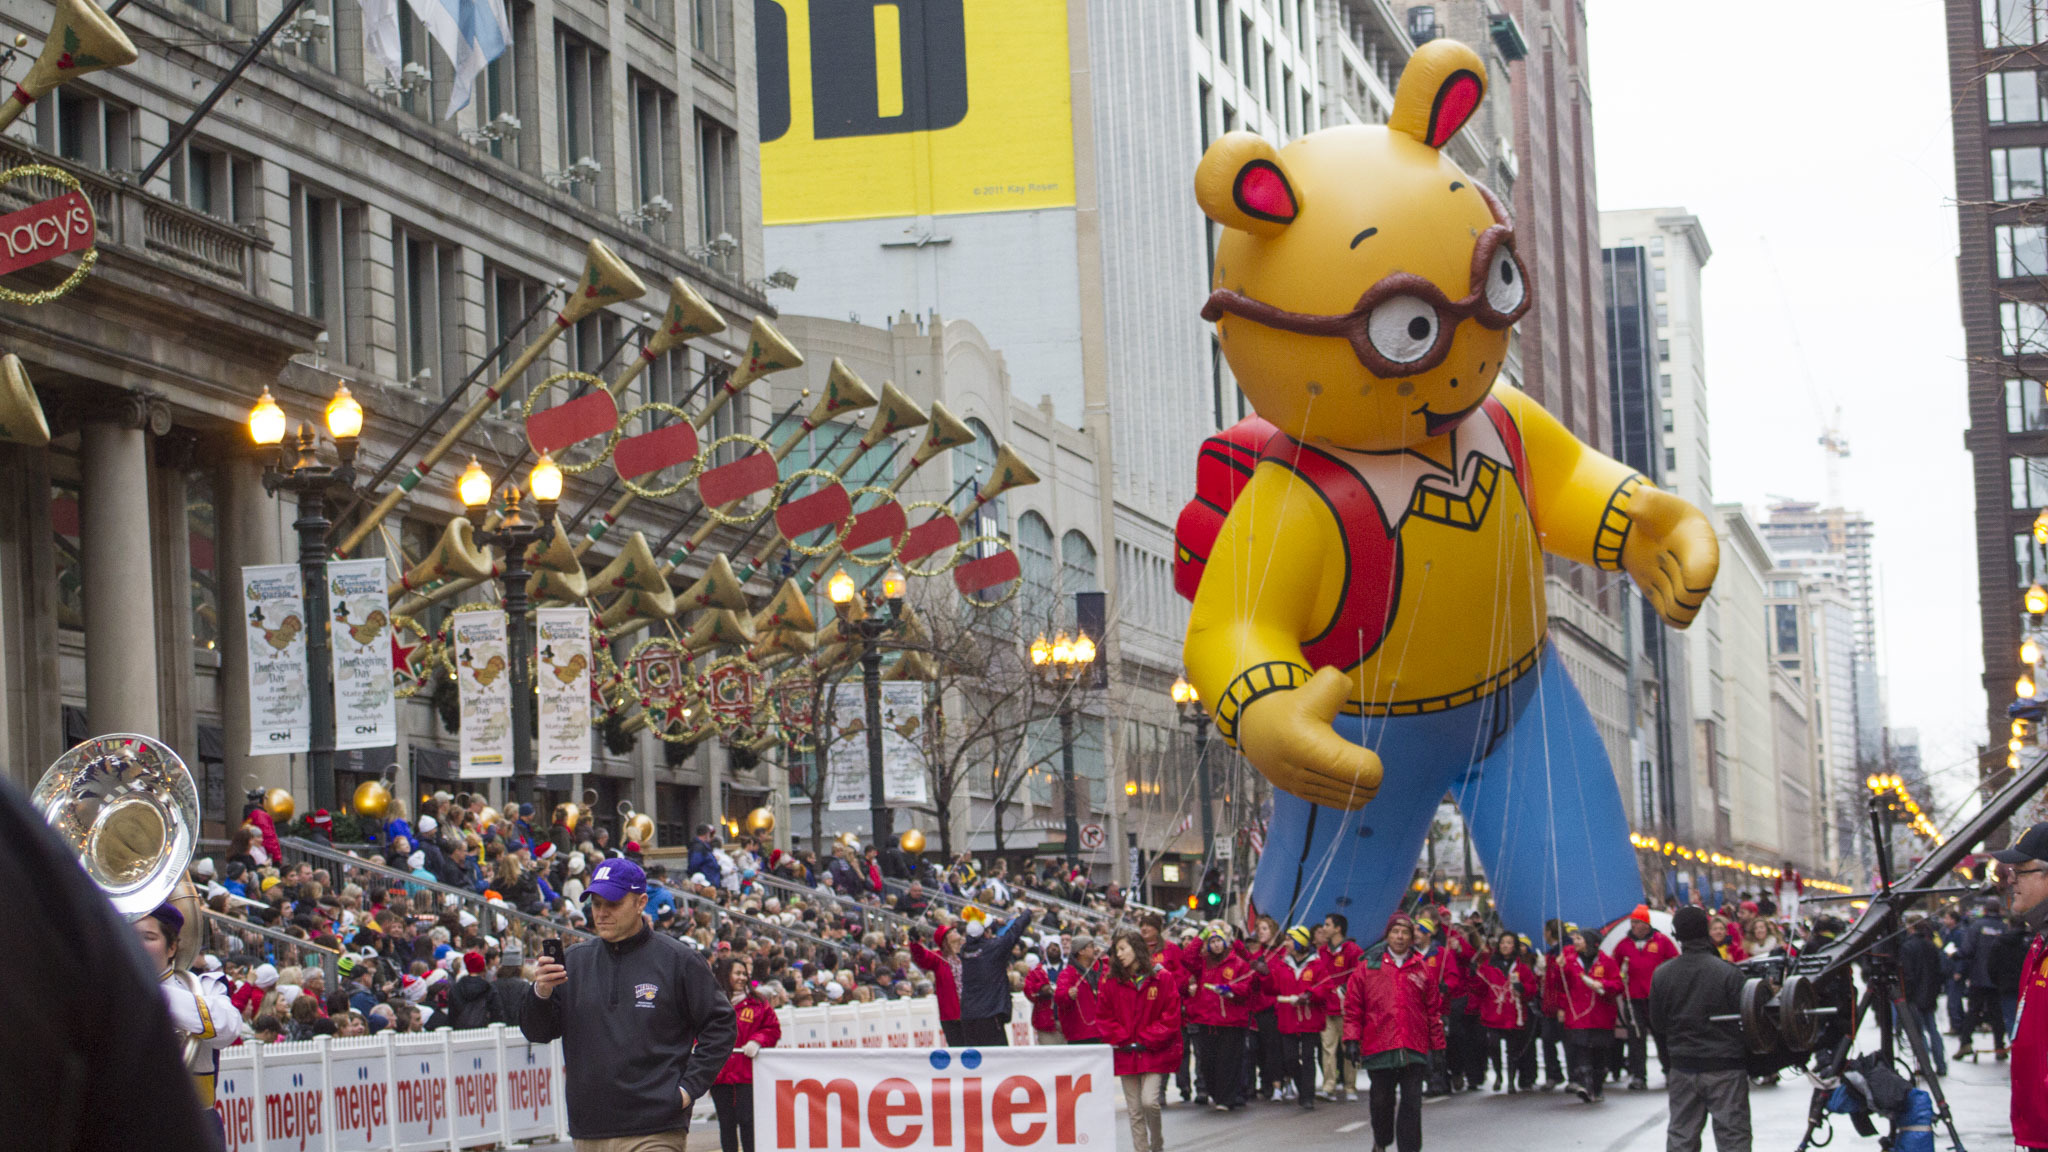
left=810, top=0, right=967, bottom=139
left=757, top=0, right=791, bottom=143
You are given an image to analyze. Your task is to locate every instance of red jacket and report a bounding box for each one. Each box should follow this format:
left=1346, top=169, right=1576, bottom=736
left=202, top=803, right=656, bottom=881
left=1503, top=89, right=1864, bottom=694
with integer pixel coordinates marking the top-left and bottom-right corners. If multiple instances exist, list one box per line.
left=1024, top=963, right=1061, bottom=1033
left=1557, top=947, right=1623, bottom=1031
left=1267, top=953, right=1337, bottom=1034
left=1438, top=932, right=1477, bottom=1003
left=1146, top=939, right=1182, bottom=987
left=715, top=993, right=780, bottom=1084
left=1343, top=946, right=1445, bottom=1056
left=244, top=809, right=281, bottom=863
left=2012, top=934, right=2046, bottom=1148
left=1246, top=942, right=1287, bottom=1014
left=909, top=940, right=962, bottom=1021
left=1541, top=951, right=1564, bottom=1016
left=1185, top=947, right=1257, bottom=1028
left=1056, top=961, right=1105, bottom=1041
left=1611, top=932, right=1679, bottom=1000
left=1316, top=940, right=1365, bottom=1006
left=1472, top=959, right=1536, bottom=1030
left=1092, top=971, right=1184, bottom=1076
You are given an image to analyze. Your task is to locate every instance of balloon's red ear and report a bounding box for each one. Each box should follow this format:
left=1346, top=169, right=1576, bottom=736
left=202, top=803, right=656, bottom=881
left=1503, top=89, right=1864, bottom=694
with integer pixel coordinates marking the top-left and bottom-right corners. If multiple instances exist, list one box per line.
left=1390, top=39, right=1487, bottom=150
left=1195, top=132, right=1299, bottom=238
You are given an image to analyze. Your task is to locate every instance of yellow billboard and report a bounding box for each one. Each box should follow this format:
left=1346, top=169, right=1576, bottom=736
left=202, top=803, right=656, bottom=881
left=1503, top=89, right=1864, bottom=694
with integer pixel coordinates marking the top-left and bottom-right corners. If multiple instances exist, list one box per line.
left=758, top=0, right=1076, bottom=224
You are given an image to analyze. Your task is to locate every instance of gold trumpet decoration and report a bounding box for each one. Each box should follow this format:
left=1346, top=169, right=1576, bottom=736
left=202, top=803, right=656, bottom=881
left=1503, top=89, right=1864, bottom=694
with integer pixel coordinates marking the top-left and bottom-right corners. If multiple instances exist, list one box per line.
left=0, top=354, right=52, bottom=446
left=744, top=380, right=930, bottom=576
left=0, top=0, right=138, bottom=133
left=388, top=516, right=497, bottom=601
left=796, top=398, right=976, bottom=577
left=524, top=519, right=589, bottom=605
left=337, top=238, right=648, bottom=558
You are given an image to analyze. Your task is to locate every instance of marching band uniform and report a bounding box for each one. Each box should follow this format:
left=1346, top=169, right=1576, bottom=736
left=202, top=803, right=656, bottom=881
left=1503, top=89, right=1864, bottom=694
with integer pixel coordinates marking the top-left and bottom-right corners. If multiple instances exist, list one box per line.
left=148, top=904, right=241, bottom=1108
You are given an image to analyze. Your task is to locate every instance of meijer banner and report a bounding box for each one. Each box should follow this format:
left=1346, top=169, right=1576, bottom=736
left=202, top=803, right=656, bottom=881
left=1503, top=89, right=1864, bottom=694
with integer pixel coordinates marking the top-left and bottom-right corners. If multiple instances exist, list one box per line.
left=753, top=1046, right=1114, bottom=1152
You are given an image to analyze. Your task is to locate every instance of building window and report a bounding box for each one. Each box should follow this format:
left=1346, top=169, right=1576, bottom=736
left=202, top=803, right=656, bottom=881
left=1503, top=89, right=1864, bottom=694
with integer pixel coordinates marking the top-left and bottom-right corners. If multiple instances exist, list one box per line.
left=1240, top=17, right=1254, bottom=84
left=1215, top=0, right=1230, bottom=63
left=1772, top=604, right=1800, bottom=656
left=568, top=313, right=620, bottom=375
left=290, top=182, right=362, bottom=363
left=485, top=264, right=546, bottom=408
left=2009, top=378, right=2048, bottom=433
left=1193, top=0, right=1204, bottom=39
left=629, top=73, right=679, bottom=244
left=555, top=29, right=608, bottom=206
left=1989, top=70, right=2048, bottom=124
left=2000, top=225, right=2048, bottom=279
left=481, top=24, right=527, bottom=171
left=641, top=346, right=692, bottom=407
left=1281, top=66, right=1295, bottom=135
left=40, top=89, right=131, bottom=173
left=2020, top=532, right=2048, bottom=587
left=1986, top=0, right=2047, bottom=47
left=691, top=0, right=730, bottom=63
left=394, top=230, right=459, bottom=392
left=954, top=418, right=1004, bottom=542
left=1199, top=80, right=1214, bottom=149
left=169, top=142, right=255, bottom=222
left=2003, top=300, right=2048, bottom=355
left=1061, top=530, right=1097, bottom=595
left=2014, top=455, right=2048, bottom=508
left=1658, top=338, right=1670, bottom=361
left=1994, top=146, right=2048, bottom=201
left=1649, top=235, right=1664, bottom=256
left=1661, top=408, right=1674, bottom=434
left=696, top=112, right=740, bottom=277
left=1659, top=373, right=1672, bottom=397
left=1651, top=267, right=1667, bottom=293
left=1016, top=511, right=1055, bottom=597
left=1664, top=447, right=1676, bottom=472
left=1655, top=302, right=1669, bottom=327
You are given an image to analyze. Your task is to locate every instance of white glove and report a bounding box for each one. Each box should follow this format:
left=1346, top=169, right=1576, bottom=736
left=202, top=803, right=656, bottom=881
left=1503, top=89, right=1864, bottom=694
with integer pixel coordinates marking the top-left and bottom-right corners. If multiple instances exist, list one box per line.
left=743, top=1041, right=761, bottom=1059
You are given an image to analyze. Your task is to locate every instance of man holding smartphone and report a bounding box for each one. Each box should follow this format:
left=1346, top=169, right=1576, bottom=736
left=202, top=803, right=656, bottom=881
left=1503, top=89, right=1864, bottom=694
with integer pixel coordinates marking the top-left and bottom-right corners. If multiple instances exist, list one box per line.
left=522, top=858, right=736, bottom=1152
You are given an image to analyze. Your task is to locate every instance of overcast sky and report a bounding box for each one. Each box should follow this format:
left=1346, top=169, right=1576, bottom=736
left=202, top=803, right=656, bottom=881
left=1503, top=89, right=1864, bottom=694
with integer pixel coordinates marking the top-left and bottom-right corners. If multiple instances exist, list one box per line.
left=1583, top=1, right=1985, bottom=814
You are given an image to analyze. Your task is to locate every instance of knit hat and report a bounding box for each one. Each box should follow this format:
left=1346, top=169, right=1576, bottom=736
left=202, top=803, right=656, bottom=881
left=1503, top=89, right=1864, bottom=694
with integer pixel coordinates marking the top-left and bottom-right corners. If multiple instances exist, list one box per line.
left=501, top=939, right=524, bottom=966
left=407, top=851, right=425, bottom=870
left=1387, top=911, right=1417, bottom=935
left=463, top=951, right=486, bottom=974
left=1629, top=904, right=1652, bottom=924
left=1673, top=906, right=1711, bottom=942
left=253, top=963, right=279, bottom=988
left=1286, top=925, right=1314, bottom=949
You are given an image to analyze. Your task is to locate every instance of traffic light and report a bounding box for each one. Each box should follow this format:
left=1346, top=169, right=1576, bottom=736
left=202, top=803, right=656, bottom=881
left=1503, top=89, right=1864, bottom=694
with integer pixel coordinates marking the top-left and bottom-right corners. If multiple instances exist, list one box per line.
left=1198, top=867, right=1224, bottom=910
left=1186, top=893, right=1199, bottom=910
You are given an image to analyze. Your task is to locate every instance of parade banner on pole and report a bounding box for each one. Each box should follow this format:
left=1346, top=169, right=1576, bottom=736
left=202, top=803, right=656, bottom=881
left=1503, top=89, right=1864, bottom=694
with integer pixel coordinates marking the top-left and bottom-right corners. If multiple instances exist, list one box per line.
left=327, top=558, right=397, bottom=750
left=535, top=607, right=591, bottom=775
left=242, top=563, right=310, bottom=755
left=752, top=1045, right=1111, bottom=1152
left=826, top=680, right=929, bottom=811
left=451, top=610, right=513, bottom=777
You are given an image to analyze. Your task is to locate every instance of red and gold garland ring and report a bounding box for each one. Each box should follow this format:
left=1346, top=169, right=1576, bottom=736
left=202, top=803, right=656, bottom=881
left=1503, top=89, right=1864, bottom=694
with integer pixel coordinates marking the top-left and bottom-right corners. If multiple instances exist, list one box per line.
left=521, top=370, right=622, bottom=475
left=700, top=433, right=783, bottom=524
left=841, top=484, right=907, bottom=567
left=901, top=499, right=965, bottom=578
left=389, top=612, right=437, bottom=698
left=616, top=402, right=709, bottom=498
left=699, top=653, right=764, bottom=728
left=958, top=535, right=1023, bottom=609
left=779, top=467, right=857, bottom=556
left=0, top=163, right=98, bottom=306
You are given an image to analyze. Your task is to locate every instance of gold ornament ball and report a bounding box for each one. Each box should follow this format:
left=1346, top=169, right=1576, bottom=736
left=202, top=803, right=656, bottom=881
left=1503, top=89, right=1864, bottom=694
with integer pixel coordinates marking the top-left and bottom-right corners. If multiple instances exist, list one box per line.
left=625, top=812, right=655, bottom=846
left=352, top=779, right=391, bottom=819
left=744, top=806, right=776, bottom=834
left=264, top=788, right=295, bottom=823
left=899, top=829, right=926, bottom=854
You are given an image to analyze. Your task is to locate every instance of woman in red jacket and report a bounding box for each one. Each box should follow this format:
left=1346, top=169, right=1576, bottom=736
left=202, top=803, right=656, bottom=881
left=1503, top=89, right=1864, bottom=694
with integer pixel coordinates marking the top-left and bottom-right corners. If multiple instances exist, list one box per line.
left=711, top=953, right=780, bottom=1152
left=1186, top=926, right=1256, bottom=1110
left=909, top=924, right=966, bottom=1043
left=1269, top=925, right=1334, bottom=1109
left=1474, top=932, right=1538, bottom=1092
left=1024, top=940, right=1065, bottom=1041
left=1056, top=936, right=1105, bottom=1044
left=1341, top=913, right=1443, bottom=1152
left=1092, top=931, right=1182, bottom=1152
left=1246, top=915, right=1290, bottom=1101
left=1556, top=928, right=1623, bottom=1103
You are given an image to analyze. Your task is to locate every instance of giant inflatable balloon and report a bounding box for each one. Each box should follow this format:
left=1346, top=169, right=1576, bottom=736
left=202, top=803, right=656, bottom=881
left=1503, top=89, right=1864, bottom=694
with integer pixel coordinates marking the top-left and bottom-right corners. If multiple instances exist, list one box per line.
left=1176, top=39, right=1719, bottom=941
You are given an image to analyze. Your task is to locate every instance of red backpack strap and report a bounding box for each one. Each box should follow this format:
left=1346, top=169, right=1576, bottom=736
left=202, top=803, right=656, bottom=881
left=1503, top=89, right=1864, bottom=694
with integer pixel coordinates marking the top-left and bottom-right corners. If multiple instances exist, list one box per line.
left=1173, top=416, right=1280, bottom=601
left=1480, top=396, right=1536, bottom=535
left=1258, top=438, right=1400, bottom=670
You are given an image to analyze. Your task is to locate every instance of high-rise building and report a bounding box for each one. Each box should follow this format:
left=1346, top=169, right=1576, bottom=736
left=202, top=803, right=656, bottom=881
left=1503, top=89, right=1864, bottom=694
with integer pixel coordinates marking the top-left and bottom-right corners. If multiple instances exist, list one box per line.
left=1597, top=210, right=1712, bottom=514
left=1946, top=0, right=2043, bottom=797
left=1764, top=568, right=1865, bottom=874
left=1759, top=500, right=1885, bottom=771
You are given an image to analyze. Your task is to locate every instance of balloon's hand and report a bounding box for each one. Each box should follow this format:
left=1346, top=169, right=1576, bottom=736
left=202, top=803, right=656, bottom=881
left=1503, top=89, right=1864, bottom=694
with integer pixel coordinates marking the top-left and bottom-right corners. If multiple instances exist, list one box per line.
left=1236, top=667, right=1382, bottom=810
left=1620, top=486, right=1719, bottom=629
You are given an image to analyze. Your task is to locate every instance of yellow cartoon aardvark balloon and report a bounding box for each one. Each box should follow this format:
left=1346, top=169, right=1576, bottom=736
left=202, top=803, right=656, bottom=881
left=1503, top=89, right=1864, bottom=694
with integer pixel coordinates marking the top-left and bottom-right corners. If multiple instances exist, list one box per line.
left=1175, top=39, right=1718, bottom=938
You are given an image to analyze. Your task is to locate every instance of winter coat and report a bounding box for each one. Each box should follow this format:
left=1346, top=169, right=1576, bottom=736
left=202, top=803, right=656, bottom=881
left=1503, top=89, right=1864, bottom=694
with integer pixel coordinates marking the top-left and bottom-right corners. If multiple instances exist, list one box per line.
left=1056, top=961, right=1105, bottom=1041
left=1438, top=932, right=1477, bottom=1006
left=1245, top=942, right=1286, bottom=1015
left=715, top=993, right=781, bottom=1085
left=1092, top=971, right=1184, bottom=1076
left=956, top=912, right=1033, bottom=1019
left=1961, top=912, right=2011, bottom=990
left=1025, top=962, right=1062, bottom=1033
left=1646, top=938, right=1747, bottom=1072
left=447, top=974, right=496, bottom=1030
left=1557, top=947, right=1622, bottom=1032
left=1899, top=931, right=1945, bottom=1014
left=1341, top=945, right=1445, bottom=1058
left=687, top=837, right=723, bottom=887
left=910, top=939, right=964, bottom=1021
left=1611, top=931, right=1679, bottom=1000
left=1185, top=946, right=1256, bottom=1028
left=2011, top=933, right=2046, bottom=1148
left=1267, top=952, right=1337, bottom=1034
left=1473, top=958, right=1537, bottom=1030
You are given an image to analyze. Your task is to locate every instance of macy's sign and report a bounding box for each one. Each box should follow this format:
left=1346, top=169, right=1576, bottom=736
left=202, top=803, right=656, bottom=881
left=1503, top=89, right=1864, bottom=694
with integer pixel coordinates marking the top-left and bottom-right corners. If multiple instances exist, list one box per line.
left=755, top=1047, right=1114, bottom=1152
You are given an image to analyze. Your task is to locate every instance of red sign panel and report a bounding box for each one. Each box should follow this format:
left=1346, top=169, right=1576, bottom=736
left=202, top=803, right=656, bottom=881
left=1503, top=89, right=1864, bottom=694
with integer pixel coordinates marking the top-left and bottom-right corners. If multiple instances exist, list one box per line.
left=614, top=421, right=700, bottom=479
left=898, top=515, right=961, bottom=563
left=776, top=482, right=852, bottom=539
left=841, top=498, right=908, bottom=552
left=0, top=190, right=94, bottom=277
left=954, top=548, right=1021, bottom=594
left=698, top=451, right=780, bottom=506
left=526, top=391, right=618, bottom=454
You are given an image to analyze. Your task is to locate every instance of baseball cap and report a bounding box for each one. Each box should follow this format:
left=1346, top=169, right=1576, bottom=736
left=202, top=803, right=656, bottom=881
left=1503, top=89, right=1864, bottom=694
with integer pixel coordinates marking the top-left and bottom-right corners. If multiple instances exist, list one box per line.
left=1991, top=821, right=2048, bottom=865
left=586, top=858, right=648, bottom=902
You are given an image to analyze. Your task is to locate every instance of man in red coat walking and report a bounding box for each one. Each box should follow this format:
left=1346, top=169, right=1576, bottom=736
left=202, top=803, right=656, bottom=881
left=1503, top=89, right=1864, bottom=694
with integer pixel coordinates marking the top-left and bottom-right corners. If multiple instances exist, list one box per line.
left=1993, top=823, right=2048, bottom=1151
left=1341, top=913, right=1444, bottom=1152
left=1612, top=904, right=1679, bottom=1089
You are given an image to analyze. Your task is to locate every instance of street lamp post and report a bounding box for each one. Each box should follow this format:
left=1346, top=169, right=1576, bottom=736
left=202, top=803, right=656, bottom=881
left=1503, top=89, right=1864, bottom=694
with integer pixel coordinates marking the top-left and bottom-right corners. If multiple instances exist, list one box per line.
left=1031, top=630, right=1098, bottom=872
left=827, top=566, right=906, bottom=850
left=1172, top=675, right=1215, bottom=869
left=459, top=454, right=562, bottom=810
left=250, top=384, right=362, bottom=813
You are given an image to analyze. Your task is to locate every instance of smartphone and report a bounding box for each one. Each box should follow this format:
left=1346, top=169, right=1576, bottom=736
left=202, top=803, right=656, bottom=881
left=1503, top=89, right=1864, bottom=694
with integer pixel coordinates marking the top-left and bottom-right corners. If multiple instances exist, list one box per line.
left=543, top=939, right=565, bottom=966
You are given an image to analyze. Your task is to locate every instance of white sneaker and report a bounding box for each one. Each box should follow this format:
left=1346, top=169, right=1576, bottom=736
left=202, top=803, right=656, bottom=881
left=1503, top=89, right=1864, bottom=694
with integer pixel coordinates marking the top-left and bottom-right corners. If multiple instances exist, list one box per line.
left=1346, top=1091, right=1359, bottom=1102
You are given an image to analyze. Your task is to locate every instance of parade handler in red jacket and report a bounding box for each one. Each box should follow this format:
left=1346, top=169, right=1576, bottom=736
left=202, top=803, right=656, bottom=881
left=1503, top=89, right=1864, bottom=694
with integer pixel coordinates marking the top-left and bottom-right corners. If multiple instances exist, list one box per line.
left=709, top=952, right=779, bottom=1152
left=1993, top=822, right=2048, bottom=1151
left=1270, top=925, right=1337, bottom=1108
left=1093, top=931, right=1184, bottom=1152
left=1341, top=913, right=1444, bottom=1152
left=1611, top=904, right=1678, bottom=1089
left=1187, top=924, right=1257, bottom=1110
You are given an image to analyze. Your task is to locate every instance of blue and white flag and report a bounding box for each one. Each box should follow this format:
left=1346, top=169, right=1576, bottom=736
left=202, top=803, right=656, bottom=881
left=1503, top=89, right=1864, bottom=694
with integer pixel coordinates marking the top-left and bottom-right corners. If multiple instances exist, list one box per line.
left=418, top=0, right=510, bottom=118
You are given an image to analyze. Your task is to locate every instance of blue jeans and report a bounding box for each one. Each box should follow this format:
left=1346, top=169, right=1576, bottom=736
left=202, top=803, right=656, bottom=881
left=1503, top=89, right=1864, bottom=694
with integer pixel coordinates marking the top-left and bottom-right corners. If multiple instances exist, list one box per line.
left=1250, top=645, right=1639, bottom=942
left=1893, top=1004, right=1946, bottom=1074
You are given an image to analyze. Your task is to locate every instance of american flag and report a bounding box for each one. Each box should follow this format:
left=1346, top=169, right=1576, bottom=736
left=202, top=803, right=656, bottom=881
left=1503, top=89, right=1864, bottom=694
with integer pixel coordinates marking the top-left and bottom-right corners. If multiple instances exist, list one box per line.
left=1246, top=826, right=1265, bottom=856
left=1172, top=811, right=1193, bottom=835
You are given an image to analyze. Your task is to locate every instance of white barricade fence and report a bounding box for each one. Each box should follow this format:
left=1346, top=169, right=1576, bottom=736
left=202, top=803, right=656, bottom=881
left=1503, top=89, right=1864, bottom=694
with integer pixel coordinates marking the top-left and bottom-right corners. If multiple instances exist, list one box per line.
left=211, top=1025, right=565, bottom=1152
left=754, top=1046, right=1115, bottom=1152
